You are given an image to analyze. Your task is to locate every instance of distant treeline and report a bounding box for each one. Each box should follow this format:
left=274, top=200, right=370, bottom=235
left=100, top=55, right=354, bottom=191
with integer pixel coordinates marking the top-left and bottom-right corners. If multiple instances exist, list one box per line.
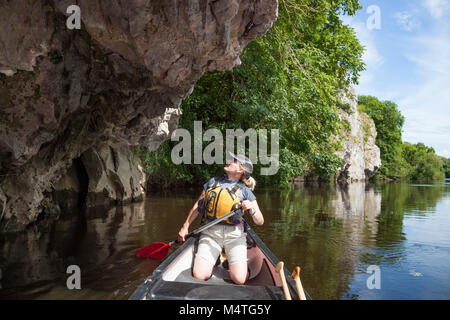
left=442, top=157, right=450, bottom=179
left=358, top=95, right=448, bottom=182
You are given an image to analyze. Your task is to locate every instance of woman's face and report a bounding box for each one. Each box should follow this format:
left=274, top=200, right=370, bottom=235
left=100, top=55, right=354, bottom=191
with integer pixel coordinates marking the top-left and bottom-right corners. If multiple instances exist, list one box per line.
left=224, top=158, right=244, bottom=177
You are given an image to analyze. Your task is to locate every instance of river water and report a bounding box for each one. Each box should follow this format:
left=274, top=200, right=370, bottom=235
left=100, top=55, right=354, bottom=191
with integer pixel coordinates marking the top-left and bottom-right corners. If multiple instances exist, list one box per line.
left=1, top=180, right=449, bottom=300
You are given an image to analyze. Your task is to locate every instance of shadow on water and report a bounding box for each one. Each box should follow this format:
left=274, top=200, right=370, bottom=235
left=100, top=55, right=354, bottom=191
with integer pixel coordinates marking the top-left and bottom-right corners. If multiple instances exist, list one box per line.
left=0, top=202, right=161, bottom=299
left=0, top=180, right=449, bottom=299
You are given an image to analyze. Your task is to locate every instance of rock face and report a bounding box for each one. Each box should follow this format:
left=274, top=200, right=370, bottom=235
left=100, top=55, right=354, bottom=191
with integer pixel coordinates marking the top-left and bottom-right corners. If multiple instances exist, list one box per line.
left=334, top=87, right=381, bottom=182
left=0, top=0, right=278, bottom=232
left=81, top=143, right=146, bottom=207
left=291, top=87, right=381, bottom=184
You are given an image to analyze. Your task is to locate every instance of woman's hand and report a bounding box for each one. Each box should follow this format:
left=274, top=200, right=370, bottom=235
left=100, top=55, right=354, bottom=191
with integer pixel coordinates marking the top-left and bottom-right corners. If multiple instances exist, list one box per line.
left=178, top=226, right=189, bottom=243
left=242, top=200, right=264, bottom=226
left=241, top=200, right=254, bottom=213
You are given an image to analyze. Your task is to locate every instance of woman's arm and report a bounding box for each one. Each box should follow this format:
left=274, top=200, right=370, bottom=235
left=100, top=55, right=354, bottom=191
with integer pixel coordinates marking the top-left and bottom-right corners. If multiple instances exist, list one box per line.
left=178, top=190, right=205, bottom=242
left=241, top=200, right=264, bottom=226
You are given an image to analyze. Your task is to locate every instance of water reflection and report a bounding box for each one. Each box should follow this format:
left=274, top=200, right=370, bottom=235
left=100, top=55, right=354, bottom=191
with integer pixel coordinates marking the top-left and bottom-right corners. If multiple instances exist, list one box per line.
left=0, top=201, right=157, bottom=299
left=0, top=180, right=449, bottom=299
left=348, top=181, right=450, bottom=299
left=255, top=182, right=382, bottom=299
left=251, top=180, right=449, bottom=299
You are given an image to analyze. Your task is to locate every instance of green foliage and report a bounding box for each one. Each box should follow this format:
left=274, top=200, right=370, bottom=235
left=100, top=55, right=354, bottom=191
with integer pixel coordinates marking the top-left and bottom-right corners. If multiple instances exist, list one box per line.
left=359, top=95, right=444, bottom=182
left=140, top=0, right=365, bottom=188
left=358, top=95, right=405, bottom=179
left=442, top=157, right=450, bottom=178
left=401, top=142, right=445, bottom=181
left=48, top=50, right=63, bottom=64
left=136, top=143, right=196, bottom=188
left=32, top=85, right=41, bottom=103
left=359, top=111, right=372, bottom=144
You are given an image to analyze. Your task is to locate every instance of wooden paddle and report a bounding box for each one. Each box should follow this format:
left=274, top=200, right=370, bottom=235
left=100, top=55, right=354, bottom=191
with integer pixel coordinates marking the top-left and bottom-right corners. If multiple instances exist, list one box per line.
left=291, top=266, right=307, bottom=300
left=135, top=206, right=242, bottom=259
left=275, top=261, right=292, bottom=300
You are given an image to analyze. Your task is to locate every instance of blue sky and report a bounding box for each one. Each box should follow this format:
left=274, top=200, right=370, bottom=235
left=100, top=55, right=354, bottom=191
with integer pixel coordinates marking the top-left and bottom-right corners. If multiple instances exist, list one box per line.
left=341, top=0, right=450, bottom=158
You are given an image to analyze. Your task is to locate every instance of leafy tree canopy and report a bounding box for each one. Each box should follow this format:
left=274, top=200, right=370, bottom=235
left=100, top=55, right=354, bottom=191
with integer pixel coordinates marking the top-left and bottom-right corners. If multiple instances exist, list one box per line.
left=139, top=0, right=366, bottom=188
left=358, top=95, right=445, bottom=182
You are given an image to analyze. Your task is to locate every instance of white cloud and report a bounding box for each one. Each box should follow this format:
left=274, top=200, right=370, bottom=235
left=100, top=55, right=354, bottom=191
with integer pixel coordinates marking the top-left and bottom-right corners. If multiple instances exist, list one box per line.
left=422, top=0, right=450, bottom=18
left=395, top=11, right=421, bottom=31
left=438, top=149, right=450, bottom=158
left=397, top=19, right=450, bottom=154
left=342, top=3, right=450, bottom=156
left=354, top=23, right=384, bottom=69
left=341, top=16, right=384, bottom=94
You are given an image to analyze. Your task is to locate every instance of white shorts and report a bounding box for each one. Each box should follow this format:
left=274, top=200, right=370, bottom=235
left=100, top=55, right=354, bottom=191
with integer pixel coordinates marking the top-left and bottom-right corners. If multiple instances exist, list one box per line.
left=195, top=223, right=247, bottom=266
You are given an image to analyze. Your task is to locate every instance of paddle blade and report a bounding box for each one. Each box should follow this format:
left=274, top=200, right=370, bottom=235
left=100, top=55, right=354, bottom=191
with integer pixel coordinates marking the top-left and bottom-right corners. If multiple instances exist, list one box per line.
left=135, top=242, right=170, bottom=260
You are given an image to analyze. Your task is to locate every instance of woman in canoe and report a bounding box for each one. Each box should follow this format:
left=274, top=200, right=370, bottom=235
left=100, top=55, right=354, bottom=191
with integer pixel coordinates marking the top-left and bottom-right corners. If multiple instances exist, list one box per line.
left=177, top=152, right=264, bottom=285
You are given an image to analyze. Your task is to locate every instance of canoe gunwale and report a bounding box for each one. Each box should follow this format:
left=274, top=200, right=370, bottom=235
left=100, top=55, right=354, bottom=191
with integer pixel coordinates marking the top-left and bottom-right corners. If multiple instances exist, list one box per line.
left=129, top=221, right=311, bottom=300
left=129, top=236, right=198, bottom=300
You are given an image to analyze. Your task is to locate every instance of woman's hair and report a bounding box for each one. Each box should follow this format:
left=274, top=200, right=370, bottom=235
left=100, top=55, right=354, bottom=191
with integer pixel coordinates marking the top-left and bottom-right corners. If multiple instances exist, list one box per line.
left=240, top=175, right=256, bottom=191
left=236, top=163, right=256, bottom=190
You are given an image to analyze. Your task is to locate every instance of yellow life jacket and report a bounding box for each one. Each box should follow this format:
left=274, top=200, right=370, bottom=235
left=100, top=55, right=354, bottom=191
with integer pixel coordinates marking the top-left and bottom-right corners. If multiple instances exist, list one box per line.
left=204, top=178, right=244, bottom=225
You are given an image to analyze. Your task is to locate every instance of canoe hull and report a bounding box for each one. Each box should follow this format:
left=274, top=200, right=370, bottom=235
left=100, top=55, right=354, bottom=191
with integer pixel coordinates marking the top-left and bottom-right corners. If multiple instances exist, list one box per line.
left=129, top=223, right=310, bottom=300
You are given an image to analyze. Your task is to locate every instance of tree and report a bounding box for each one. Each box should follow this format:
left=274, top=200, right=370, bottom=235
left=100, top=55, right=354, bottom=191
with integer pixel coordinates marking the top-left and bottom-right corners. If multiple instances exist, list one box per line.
left=442, top=157, right=450, bottom=178
left=140, top=0, right=366, bottom=188
left=402, top=142, right=445, bottom=181
left=358, top=96, right=405, bottom=179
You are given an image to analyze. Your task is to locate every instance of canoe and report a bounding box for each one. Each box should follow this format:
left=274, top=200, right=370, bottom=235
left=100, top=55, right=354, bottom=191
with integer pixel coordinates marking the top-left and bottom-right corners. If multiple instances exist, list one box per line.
left=129, top=221, right=311, bottom=300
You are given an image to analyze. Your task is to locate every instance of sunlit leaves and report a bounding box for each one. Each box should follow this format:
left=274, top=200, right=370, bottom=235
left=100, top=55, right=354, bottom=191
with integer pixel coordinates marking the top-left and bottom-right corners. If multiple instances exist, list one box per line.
left=140, top=0, right=366, bottom=187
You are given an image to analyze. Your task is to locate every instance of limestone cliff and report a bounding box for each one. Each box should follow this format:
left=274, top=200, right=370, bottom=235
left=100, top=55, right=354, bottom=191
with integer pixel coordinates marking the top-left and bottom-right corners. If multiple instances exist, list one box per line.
left=334, top=88, right=381, bottom=182
left=291, top=87, right=381, bottom=183
left=0, top=0, right=278, bottom=232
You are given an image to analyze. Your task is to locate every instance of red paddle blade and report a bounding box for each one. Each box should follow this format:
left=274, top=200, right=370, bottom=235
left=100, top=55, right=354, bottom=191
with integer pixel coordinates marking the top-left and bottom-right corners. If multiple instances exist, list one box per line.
left=135, top=242, right=170, bottom=260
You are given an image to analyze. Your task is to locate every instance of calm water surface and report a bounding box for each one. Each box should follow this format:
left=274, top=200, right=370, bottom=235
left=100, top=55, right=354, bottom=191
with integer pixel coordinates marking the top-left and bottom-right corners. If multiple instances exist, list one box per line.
left=1, top=180, right=449, bottom=299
